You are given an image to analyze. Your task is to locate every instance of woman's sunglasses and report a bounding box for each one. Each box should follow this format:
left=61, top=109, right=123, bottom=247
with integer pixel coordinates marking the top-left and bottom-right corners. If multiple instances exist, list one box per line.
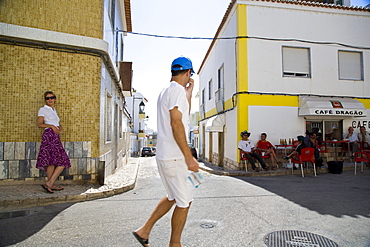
left=45, top=96, right=56, bottom=100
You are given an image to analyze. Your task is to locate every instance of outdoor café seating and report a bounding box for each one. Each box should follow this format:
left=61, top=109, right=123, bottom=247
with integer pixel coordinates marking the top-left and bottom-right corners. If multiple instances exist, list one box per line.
left=295, top=147, right=317, bottom=177
left=354, top=151, right=370, bottom=175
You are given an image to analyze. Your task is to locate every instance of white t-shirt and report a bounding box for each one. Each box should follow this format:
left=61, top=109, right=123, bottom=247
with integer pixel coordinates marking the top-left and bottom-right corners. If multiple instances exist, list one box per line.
left=38, top=105, right=60, bottom=127
left=238, top=139, right=255, bottom=153
left=156, top=81, right=189, bottom=160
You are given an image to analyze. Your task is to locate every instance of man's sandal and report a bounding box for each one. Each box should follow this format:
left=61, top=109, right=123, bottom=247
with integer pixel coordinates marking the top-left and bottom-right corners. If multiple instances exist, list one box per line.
left=132, top=232, right=149, bottom=246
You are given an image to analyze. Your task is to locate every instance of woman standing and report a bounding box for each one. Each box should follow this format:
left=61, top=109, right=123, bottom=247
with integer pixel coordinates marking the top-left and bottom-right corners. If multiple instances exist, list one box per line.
left=36, top=91, right=71, bottom=193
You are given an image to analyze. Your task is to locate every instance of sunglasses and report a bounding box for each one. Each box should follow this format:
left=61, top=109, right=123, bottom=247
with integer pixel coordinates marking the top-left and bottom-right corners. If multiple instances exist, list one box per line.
left=45, top=96, right=56, bottom=100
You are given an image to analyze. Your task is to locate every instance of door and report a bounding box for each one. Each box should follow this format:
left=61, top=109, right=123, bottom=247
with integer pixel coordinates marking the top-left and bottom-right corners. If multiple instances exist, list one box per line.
left=209, top=132, right=213, bottom=163
left=218, top=129, right=224, bottom=167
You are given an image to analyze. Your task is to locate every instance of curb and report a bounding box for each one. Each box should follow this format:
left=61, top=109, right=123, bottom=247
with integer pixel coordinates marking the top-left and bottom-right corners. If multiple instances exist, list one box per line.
left=199, top=162, right=356, bottom=177
left=0, top=159, right=140, bottom=211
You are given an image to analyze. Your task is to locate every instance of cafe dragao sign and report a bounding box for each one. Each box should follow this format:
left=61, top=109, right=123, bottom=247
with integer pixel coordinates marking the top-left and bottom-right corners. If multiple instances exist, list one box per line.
left=314, top=109, right=365, bottom=116
left=299, top=97, right=367, bottom=117
left=313, top=101, right=365, bottom=116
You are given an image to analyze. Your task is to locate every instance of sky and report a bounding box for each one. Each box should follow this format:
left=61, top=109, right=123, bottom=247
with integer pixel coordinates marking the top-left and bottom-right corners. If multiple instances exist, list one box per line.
left=124, top=0, right=369, bottom=131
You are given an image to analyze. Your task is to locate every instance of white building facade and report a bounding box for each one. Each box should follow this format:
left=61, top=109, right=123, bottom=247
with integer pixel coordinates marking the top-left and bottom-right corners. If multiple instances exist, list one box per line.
left=126, top=91, right=149, bottom=155
left=198, top=0, right=370, bottom=170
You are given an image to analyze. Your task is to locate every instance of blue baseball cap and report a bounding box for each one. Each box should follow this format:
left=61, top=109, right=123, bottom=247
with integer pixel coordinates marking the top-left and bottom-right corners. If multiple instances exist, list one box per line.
left=171, top=57, right=195, bottom=74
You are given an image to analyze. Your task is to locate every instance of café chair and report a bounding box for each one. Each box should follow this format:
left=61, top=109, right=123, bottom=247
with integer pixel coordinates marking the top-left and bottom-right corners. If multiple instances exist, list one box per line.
left=354, top=151, right=370, bottom=175
left=255, top=149, right=278, bottom=169
left=318, top=143, right=329, bottom=163
left=240, top=150, right=248, bottom=171
left=240, top=150, right=262, bottom=172
left=297, top=147, right=317, bottom=177
left=359, top=142, right=370, bottom=151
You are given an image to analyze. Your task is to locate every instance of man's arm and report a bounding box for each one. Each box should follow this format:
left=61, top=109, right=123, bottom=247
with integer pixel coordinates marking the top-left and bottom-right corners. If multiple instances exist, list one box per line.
left=170, top=107, right=199, bottom=172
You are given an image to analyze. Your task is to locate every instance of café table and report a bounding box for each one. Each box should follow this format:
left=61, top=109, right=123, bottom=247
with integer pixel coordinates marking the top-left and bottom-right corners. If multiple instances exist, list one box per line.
left=275, top=144, right=296, bottom=156
left=323, top=140, right=350, bottom=159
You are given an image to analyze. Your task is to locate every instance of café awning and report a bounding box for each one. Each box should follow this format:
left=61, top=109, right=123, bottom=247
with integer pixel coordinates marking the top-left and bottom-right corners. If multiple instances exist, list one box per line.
left=299, top=96, right=366, bottom=117
left=205, top=114, right=225, bottom=132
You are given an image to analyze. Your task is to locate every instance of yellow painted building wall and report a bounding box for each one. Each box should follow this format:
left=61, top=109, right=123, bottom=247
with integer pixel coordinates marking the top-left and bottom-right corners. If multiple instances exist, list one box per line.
left=0, top=0, right=103, bottom=39
left=0, top=0, right=104, bottom=157
left=236, top=5, right=248, bottom=137
left=0, top=45, right=101, bottom=156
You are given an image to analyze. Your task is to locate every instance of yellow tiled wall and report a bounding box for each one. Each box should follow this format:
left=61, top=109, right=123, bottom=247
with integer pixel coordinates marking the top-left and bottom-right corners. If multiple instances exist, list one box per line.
left=0, top=0, right=103, bottom=39
left=0, top=44, right=101, bottom=157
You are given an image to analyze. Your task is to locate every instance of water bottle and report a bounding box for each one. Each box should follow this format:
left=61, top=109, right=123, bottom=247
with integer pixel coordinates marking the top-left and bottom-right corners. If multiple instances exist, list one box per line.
left=188, top=172, right=204, bottom=188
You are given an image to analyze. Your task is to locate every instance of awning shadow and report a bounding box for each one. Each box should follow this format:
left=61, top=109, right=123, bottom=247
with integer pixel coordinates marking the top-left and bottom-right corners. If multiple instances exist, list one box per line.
left=234, top=170, right=370, bottom=218
left=0, top=202, right=75, bottom=246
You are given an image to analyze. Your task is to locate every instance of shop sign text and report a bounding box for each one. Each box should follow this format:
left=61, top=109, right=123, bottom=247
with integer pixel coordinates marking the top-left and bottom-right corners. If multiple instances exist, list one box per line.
left=314, top=109, right=364, bottom=116
left=352, top=120, right=370, bottom=129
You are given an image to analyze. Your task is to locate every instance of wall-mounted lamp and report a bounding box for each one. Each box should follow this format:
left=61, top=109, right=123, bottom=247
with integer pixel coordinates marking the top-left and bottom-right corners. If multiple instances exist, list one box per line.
left=139, top=101, right=145, bottom=114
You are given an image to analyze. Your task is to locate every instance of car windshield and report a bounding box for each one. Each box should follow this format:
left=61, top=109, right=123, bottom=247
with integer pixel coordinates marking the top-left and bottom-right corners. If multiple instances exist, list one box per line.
left=143, top=147, right=151, bottom=150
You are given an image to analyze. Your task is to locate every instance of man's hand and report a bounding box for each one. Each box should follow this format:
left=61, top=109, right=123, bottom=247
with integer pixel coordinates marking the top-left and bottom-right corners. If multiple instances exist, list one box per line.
left=186, top=156, right=199, bottom=172
left=185, top=78, right=194, bottom=95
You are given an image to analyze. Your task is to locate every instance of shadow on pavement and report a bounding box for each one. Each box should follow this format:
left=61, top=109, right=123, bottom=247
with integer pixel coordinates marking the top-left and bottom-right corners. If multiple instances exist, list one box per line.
left=235, top=170, right=370, bottom=218
left=0, top=202, right=75, bottom=246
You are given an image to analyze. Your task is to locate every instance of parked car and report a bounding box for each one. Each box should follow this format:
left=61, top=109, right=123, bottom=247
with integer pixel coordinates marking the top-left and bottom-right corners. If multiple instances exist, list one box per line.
left=141, top=147, right=155, bottom=157
left=188, top=143, right=198, bottom=159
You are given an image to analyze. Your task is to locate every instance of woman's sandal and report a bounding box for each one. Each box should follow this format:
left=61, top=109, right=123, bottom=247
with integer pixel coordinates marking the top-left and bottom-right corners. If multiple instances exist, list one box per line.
left=52, top=185, right=64, bottom=191
left=41, top=184, right=54, bottom=193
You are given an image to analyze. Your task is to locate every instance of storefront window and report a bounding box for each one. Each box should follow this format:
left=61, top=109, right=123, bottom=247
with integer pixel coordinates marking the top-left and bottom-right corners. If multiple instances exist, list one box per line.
left=306, top=120, right=343, bottom=142
left=324, top=121, right=343, bottom=141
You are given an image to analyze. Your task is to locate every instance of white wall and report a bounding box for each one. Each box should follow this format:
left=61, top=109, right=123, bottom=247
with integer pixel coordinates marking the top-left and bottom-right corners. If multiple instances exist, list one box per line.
left=199, top=11, right=237, bottom=114
left=246, top=2, right=370, bottom=96
left=248, top=105, right=305, bottom=145
left=198, top=1, right=370, bottom=165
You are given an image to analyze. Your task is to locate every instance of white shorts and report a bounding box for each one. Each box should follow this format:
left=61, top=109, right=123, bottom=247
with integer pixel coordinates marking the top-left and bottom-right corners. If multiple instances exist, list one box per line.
left=156, top=158, right=193, bottom=208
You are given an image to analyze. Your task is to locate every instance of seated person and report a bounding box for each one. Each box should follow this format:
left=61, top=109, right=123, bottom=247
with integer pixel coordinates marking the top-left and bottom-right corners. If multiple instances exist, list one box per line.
left=358, top=126, right=370, bottom=147
left=238, top=130, right=269, bottom=172
left=283, top=135, right=305, bottom=169
left=343, top=126, right=359, bottom=158
left=304, top=132, right=323, bottom=167
left=284, top=135, right=323, bottom=167
left=256, top=132, right=281, bottom=169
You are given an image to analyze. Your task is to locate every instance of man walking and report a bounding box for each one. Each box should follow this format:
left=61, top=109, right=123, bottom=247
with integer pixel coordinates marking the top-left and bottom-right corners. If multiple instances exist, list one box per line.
left=133, top=57, right=199, bottom=247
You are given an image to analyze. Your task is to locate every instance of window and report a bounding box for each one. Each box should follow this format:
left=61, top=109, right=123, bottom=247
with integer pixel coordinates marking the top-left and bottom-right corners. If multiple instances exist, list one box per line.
left=201, top=89, right=205, bottom=105
left=282, top=47, right=311, bottom=77
left=108, top=0, right=115, bottom=29
left=119, top=108, right=123, bottom=139
left=217, top=65, right=224, bottom=89
left=338, top=51, right=363, bottom=80
left=208, top=80, right=212, bottom=100
left=105, top=93, right=112, bottom=142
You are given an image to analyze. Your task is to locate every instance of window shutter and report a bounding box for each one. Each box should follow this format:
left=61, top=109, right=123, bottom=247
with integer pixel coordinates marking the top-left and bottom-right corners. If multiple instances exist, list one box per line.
left=283, top=47, right=310, bottom=77
left=339, top=51, right=362, bottom=80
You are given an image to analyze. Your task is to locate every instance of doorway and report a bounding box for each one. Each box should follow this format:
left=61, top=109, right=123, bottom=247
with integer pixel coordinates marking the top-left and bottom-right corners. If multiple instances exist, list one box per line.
left=218, top=129, right=224, bottom=167
left=208, top=132, right=213, bottom=163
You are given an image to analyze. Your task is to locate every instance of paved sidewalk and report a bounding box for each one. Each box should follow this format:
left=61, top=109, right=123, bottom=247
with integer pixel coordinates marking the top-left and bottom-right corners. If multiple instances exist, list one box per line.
left=0, top=158, right=140, bottom=212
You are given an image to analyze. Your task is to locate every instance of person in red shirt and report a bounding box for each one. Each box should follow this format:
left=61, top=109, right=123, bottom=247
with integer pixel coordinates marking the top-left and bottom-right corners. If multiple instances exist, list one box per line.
left=256, top=133, right=281, bottom=169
